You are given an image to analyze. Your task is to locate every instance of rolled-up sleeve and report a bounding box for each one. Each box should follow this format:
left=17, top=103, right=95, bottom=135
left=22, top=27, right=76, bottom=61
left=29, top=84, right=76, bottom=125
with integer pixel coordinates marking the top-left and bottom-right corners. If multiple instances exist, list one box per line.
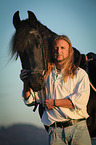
left=22, top=89, right=40, bottom=106
left=69, top=71, right=90, bottom=110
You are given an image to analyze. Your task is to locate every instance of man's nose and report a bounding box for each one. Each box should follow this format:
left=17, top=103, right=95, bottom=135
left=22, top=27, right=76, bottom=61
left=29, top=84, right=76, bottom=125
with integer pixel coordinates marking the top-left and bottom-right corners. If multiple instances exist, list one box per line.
left=57, top=47, right=61, bottom=54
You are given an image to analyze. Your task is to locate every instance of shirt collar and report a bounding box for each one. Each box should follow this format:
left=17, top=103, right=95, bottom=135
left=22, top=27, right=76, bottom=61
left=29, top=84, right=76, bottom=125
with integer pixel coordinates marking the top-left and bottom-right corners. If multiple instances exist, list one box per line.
left=52, top=66, right=63, bottom=79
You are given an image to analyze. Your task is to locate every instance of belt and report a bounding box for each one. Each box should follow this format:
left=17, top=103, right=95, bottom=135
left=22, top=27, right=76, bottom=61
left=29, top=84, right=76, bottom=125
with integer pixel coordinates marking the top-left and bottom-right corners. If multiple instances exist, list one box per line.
left=50, top=118, right=85, bottom=128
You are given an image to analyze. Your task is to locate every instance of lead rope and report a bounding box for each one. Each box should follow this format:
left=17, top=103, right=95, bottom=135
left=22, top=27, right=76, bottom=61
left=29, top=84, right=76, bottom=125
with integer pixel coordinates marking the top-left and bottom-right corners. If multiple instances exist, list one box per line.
left=90, top=82, right=96, bottom=92
left=33, top=92, right=38, bottom=112
left=43, top=84, right=46, bottom=101
left=33, top=85, right=46, bottom=112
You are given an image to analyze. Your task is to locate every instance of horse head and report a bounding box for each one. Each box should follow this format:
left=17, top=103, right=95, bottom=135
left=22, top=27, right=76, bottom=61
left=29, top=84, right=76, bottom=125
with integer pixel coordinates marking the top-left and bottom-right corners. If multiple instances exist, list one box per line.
left=11, top=11, right=49, bottom=92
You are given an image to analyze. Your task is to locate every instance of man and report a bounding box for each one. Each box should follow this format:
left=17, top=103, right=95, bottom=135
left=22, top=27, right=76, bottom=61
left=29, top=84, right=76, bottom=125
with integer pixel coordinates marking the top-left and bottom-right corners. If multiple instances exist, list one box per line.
left=20, top=35, right=91, bottom=145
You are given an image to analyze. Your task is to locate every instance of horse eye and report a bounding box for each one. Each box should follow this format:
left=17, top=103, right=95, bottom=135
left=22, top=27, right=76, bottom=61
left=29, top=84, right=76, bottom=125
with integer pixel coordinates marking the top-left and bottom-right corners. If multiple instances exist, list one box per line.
left=37, top=35, right=40, bottom=39
left=28, top=40, right=30, bottom=45
left=54, top=47, right=58, bottom=50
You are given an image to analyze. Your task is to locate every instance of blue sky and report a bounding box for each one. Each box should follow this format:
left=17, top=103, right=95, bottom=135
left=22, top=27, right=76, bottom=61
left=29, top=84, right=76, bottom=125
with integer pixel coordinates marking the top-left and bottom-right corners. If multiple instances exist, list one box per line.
left=0, top=0, right=96, bottom=128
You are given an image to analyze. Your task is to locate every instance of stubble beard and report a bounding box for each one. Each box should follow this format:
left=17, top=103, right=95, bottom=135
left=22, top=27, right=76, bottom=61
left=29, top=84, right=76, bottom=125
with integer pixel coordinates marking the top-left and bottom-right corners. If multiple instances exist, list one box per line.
left=55, top=55, right=66, bottom=63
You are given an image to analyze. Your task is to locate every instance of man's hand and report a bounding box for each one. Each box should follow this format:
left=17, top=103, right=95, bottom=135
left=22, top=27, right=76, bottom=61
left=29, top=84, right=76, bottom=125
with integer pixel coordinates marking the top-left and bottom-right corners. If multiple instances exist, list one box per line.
left=44, top=98, right=75, bottom=109
left=44, top=99, right=55, bottom=110
left=20, top=69, right=28, bottom=83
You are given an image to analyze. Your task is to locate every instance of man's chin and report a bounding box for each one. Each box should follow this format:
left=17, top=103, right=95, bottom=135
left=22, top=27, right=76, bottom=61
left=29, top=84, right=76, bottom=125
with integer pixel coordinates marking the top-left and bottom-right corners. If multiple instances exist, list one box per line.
left=55, top=58, right=65, bottom=62
left=56, top=60, right=64, bottom=62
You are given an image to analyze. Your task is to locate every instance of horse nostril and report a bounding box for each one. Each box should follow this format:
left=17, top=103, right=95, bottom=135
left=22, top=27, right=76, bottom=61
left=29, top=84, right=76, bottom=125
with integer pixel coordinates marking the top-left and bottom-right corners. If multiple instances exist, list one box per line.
left=28, top=73, right=44, bottom=91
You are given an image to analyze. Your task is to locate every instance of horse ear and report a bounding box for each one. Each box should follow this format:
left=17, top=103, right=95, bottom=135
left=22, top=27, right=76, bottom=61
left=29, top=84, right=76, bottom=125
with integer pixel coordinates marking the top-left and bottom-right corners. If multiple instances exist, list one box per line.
left=28, top=11, right=38, bottom=26
left=13, top=11, right=21, bottom=29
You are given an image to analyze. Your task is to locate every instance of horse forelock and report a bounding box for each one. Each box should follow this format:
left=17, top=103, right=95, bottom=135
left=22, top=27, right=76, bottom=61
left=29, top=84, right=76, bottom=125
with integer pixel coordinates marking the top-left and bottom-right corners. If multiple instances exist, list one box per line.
left=11, top=24, right=42, bottom=55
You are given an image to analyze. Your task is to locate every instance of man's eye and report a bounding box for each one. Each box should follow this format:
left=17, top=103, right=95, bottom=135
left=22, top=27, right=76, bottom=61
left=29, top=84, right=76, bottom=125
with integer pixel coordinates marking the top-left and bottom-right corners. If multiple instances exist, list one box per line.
left=61, top=47, right=65, bottom=49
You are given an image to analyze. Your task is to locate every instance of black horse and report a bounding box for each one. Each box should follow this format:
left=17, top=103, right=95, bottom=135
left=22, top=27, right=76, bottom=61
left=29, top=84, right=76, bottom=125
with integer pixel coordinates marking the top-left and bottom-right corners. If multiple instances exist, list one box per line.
left=10, top=11, right=96, bottom=138
left=10, top=11, right=57, bottom=92
left=80, top=52, right=96, bottom=138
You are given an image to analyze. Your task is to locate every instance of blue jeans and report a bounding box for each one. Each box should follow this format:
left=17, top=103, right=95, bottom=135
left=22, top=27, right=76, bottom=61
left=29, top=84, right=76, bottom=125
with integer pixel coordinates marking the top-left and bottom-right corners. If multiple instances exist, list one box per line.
left=48, top=120, right=92, bottom=145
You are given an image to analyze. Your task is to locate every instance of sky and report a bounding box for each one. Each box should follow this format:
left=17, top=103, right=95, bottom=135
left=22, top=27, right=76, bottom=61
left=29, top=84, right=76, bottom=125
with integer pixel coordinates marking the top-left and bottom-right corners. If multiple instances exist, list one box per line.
left=0, top=0, right=96, bottom=128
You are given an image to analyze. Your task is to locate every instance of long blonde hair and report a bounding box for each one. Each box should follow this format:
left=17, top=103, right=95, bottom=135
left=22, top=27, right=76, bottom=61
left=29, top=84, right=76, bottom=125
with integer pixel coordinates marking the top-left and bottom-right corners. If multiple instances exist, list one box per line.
left=45, top=35, right=77, bottom=81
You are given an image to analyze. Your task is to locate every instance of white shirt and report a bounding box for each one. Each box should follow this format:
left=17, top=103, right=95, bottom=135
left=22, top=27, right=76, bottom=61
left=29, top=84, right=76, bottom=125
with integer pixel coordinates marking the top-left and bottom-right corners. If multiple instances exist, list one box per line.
left=23, top=67, right=90, bottom=126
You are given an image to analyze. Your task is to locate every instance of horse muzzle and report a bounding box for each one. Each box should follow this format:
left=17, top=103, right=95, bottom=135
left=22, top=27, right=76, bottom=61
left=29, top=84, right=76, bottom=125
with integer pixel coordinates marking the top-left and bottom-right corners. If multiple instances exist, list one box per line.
left=27, top=72, right=45, bottom=92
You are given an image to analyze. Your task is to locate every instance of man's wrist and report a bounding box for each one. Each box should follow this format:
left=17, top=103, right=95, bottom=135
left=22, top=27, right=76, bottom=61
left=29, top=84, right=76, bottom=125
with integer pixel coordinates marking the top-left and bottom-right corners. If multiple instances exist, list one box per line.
left=53, top=99, right=57, bottom=107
